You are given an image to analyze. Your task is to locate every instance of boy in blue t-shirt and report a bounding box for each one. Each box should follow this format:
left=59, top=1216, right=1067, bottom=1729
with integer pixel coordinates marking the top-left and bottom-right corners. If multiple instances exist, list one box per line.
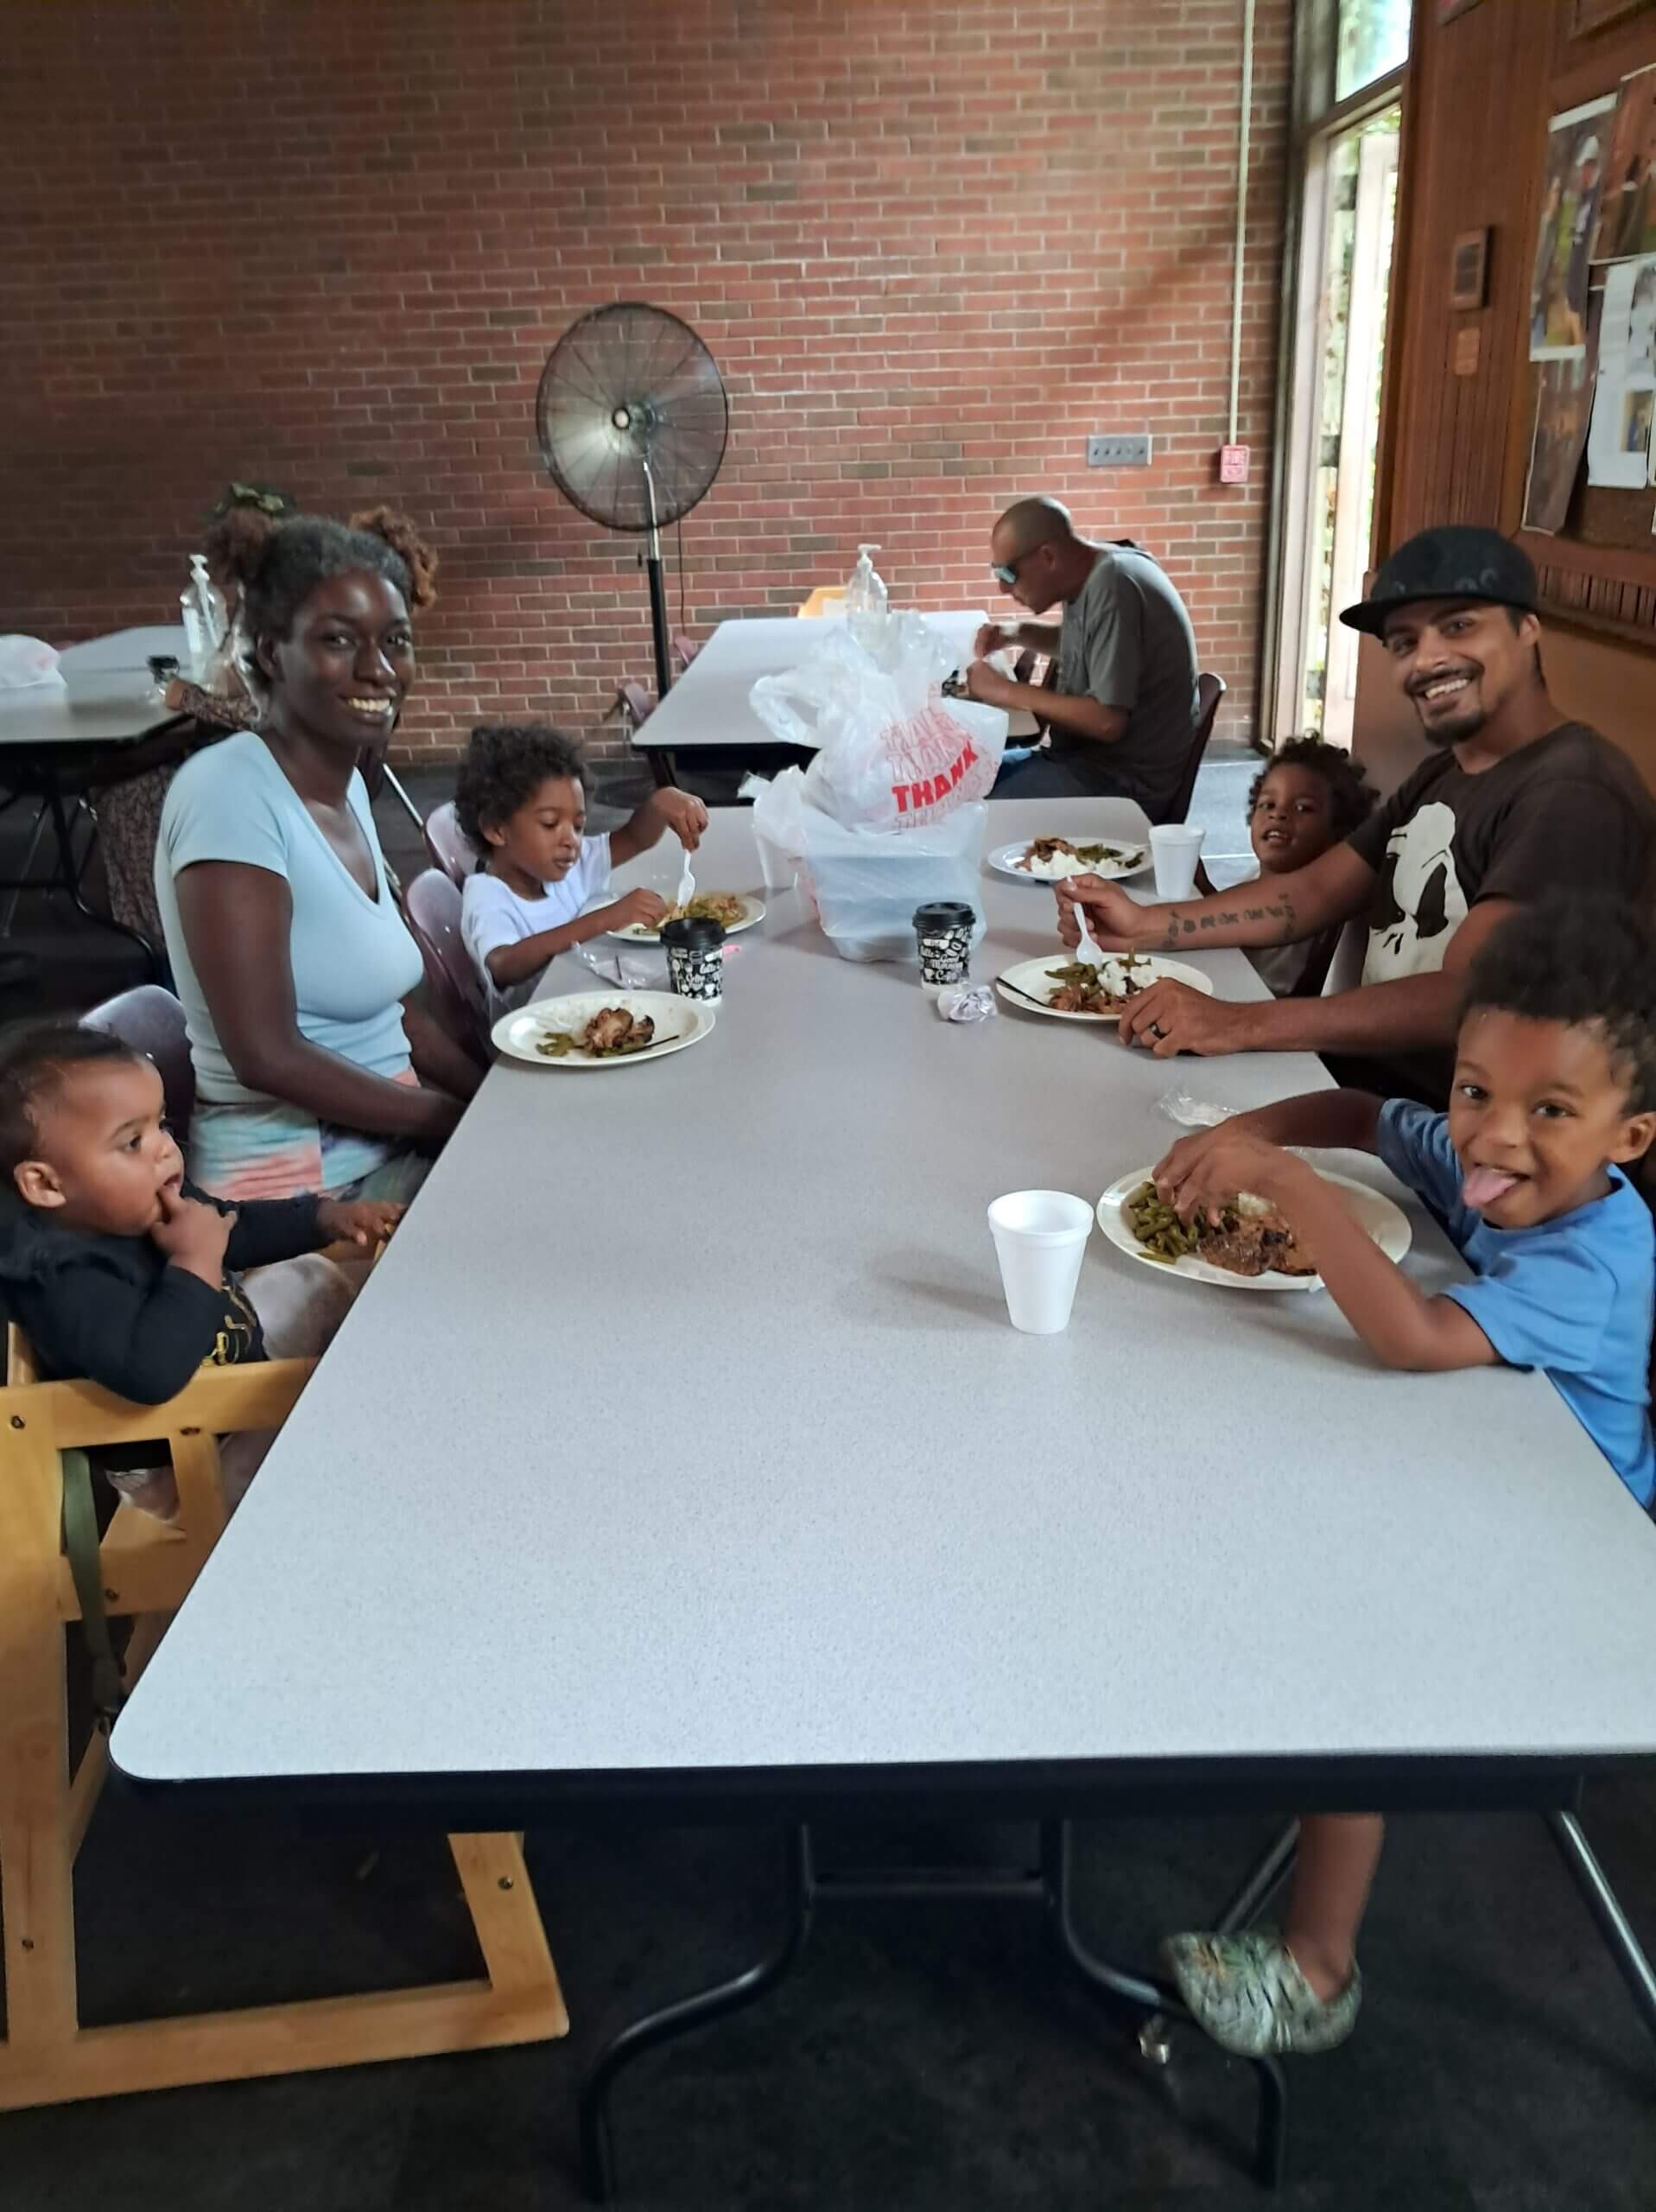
left=1147, top=893, right=1656, bottom=2060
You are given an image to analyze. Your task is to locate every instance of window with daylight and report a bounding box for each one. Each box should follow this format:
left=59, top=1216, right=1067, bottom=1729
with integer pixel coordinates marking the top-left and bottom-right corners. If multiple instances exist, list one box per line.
left=1336, top=0, right=1412, bottom=103
left=1270, top=0, right=1410, bottom=745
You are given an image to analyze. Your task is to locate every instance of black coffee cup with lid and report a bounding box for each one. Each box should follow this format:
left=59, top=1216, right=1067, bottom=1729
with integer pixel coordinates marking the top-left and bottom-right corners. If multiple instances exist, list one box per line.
left=913, top=900, right=975, bottom=988
left=661, top=914, right=726, bottom=1001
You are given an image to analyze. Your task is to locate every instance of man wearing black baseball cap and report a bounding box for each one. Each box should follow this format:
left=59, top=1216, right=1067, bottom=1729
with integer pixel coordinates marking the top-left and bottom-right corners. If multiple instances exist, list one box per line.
left=1052, top=524, right=1653, bottom=1102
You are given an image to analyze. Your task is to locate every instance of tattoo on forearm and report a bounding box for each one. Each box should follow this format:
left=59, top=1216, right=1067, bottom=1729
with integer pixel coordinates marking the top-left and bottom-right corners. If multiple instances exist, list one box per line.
left=1166, top=895, right=1298, bottom=945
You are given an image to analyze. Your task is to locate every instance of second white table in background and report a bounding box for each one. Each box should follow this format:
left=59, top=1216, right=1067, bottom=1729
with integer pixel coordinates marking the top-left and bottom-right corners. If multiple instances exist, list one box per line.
left=632, top=611, right=1041, bottom=757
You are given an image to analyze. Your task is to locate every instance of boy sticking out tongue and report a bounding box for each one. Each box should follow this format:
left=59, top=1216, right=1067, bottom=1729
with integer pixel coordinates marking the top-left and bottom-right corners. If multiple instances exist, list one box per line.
left=1146, top=892, right=1656, bottom=2063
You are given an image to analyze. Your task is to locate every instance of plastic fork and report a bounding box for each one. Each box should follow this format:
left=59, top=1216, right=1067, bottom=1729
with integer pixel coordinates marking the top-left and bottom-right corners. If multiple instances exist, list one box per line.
left=675, top=848, right=695, bottom=909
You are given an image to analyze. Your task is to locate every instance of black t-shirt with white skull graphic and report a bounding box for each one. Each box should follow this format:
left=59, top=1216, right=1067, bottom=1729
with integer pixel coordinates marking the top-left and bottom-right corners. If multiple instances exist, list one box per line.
left=1344, top=722, right=1654, bottom=1103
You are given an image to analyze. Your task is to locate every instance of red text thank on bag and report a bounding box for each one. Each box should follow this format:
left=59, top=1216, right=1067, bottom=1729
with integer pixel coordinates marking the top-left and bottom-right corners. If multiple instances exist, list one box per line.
left=892, top=738, right=979, bottom=816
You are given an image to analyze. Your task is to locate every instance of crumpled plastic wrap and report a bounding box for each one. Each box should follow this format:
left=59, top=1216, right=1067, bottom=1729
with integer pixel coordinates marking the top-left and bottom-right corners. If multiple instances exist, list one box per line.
left=576, top=944, right=656, bottom=989
left=1158, top=1089, right=1234, bottom=1128
left=936, top=983, right=996, bottom=1024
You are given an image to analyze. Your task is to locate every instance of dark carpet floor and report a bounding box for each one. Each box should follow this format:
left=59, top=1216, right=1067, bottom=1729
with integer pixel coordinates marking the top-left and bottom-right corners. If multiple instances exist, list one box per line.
left=6, top=1787, right=1656, bottom=2209
left=3, top=757, right=1654, bottom=2209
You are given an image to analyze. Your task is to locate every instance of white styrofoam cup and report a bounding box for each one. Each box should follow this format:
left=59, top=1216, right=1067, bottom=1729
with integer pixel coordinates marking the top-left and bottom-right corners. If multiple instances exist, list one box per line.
left=987, top=1189, right=1094, bottom=1334
left=1150, top=823, right=1205, bottom=900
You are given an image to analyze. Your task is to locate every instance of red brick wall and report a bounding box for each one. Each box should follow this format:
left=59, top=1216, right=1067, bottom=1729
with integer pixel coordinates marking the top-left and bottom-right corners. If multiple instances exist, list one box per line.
left=0, top=0, right=1290, bottom=761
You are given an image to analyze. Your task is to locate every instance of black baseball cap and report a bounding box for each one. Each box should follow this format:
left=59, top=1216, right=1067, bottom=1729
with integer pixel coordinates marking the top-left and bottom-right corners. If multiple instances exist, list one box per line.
left=1339, top=526, right=1539, bottom=637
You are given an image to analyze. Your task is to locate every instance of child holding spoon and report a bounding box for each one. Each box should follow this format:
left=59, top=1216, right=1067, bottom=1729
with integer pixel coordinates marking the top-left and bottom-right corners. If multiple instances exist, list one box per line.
left=456, top=725, right=706, bottom=1014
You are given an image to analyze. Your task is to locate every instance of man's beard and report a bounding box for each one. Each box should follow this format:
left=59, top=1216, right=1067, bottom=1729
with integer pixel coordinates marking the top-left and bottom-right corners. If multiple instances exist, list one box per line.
left=1412, top=677, right=1488, bottom=750
left=1421, top=709, right=1488, bottom=749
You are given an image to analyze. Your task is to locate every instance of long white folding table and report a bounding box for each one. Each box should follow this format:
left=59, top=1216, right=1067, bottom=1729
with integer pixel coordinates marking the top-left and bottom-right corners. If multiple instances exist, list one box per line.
left=632, top=611, right=1041, bottom=782
left=112, top=799, right=1656, bottom=2196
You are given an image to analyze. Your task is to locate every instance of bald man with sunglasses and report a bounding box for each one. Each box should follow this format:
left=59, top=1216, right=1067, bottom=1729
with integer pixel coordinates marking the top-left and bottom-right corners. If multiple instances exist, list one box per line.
left=966, top=497, right=1201, bottom=817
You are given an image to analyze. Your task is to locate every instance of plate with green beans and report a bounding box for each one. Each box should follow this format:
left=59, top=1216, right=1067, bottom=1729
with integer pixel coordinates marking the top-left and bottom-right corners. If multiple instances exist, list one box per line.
left=1095, top=1166, right=1411, bottom=1291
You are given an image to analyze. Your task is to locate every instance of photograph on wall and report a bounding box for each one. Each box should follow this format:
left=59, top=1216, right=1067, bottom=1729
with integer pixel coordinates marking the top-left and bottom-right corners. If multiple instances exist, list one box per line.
left=1530, top=95, right=1615, bottom=357
left=1590, top=65, right=1656, bottom=262
left=1589, top=257, right=1656, bottom=486
left=1524, top=303, right=1601, bottom=532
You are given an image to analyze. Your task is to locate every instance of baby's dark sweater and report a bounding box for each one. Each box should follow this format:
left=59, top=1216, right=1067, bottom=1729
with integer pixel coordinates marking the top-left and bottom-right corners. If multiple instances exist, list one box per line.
left=0, top=1185, right=322, bottom=1402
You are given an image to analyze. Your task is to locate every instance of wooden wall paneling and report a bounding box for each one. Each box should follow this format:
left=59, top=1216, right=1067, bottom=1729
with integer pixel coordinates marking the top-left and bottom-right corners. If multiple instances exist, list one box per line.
left=1390, top=0, right=1547, bottom=544
left=1370, top=0, right=1431, bottom=560
left=1507, top=3, right=1656, bottom=628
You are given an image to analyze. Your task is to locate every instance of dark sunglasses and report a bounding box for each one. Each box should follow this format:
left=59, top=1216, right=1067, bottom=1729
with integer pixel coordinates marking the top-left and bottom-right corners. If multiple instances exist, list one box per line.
left=991, top=547, right=1040, bottom=588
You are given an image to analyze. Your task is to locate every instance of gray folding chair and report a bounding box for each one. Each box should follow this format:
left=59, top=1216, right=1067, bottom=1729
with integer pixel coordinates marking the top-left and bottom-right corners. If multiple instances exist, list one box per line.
left=422, top=800, right=481, bottom=890
left=1160, top=671, right=1227, bottom=825
left=82, top=983, right=195, bottom=1131
left=403, top=868, right=489, bottom=1065
left=1319, top=914, right=1369, bottom=998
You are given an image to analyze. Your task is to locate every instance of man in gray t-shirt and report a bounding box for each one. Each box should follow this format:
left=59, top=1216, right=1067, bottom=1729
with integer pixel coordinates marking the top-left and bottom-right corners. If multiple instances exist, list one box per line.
left=967, top=496, right=1202, bottom=819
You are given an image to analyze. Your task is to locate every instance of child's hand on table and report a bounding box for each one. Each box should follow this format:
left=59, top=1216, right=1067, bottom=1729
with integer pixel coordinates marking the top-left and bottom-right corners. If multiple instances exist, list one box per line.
left=650, top=788, right=707, bottom=850
left=151, top=1181, right=235, bottom=1281
left=1155, top=1128, right=1304, bottom=1225
left=316, top=1198, right=405, bottom=1249
left=606, top=887, right=669, bottom=933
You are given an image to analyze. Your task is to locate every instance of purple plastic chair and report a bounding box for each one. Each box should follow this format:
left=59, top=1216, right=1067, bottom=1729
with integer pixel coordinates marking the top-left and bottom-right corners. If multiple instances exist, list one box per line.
left=82, top=984, right=195, bottom=1132
left=422, top=801, right=481, bottom=890
left=403, top=868, right=489, bottom=1065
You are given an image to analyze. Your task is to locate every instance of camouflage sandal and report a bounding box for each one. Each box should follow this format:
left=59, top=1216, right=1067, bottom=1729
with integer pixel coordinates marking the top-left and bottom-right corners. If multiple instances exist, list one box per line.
left=1160, top=1927, right=1362, bottom=2057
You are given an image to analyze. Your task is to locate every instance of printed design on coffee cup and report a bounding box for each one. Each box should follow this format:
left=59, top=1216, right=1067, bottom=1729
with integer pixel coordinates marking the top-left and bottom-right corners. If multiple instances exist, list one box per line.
left=661, top=913, right=726, bottom=1001
left=913, top=899, right=975, bottom=988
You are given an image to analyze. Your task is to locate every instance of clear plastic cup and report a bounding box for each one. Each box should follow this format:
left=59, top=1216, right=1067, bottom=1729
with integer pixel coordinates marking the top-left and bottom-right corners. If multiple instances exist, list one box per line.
left=987, top=1190, right=1094, bottom=1334
left=1150, top=823, right=1205, bottom=899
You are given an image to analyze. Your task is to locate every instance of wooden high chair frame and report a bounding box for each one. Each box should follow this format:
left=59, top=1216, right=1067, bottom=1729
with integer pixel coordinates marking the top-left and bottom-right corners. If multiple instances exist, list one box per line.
left=0, top=1325, right=568, bottom=2110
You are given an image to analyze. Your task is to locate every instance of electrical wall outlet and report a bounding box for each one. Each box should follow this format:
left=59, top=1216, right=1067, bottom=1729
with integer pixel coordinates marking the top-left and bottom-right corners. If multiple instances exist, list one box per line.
left=1086, top=434, right=1152, bottom=467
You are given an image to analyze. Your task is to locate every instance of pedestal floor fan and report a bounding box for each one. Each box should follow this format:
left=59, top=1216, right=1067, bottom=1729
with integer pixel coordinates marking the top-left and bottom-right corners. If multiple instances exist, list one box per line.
left=536, top=302, right=729, bottom=709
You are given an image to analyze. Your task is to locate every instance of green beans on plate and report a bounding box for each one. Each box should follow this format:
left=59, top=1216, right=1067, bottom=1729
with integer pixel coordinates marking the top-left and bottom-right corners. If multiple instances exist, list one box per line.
left=1125, top=1179, right=1238, bottom=1264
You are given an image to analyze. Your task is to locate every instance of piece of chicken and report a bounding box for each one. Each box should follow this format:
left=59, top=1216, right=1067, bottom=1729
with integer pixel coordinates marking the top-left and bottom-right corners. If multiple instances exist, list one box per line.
left=586, top=1007, right=635, bottom=1052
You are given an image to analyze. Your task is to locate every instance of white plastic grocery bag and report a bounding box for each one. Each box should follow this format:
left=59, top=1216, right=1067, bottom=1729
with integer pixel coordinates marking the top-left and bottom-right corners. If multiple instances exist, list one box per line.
left=749, top=613, right=1007, bottom=831
left=0, top=637, right=63, bottom=690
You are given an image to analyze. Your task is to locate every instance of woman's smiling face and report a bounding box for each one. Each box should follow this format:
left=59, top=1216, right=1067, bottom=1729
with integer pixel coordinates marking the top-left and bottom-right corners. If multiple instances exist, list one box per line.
left=258, top=569, right=414, bottom=750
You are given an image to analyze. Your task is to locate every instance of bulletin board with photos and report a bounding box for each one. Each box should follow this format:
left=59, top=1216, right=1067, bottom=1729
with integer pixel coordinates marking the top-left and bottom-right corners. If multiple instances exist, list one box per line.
left=1515, top=28, right=1656, bottom=639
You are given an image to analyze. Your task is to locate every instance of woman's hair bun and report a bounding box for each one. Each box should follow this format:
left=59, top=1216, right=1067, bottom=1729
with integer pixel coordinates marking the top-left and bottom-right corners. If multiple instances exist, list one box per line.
left=349, top=505, right=438, bottom=609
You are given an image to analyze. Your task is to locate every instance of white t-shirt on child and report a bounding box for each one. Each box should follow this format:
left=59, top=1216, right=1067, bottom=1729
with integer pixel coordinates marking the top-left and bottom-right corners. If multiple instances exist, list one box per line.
left=460, top=836, right=613, bottom=1013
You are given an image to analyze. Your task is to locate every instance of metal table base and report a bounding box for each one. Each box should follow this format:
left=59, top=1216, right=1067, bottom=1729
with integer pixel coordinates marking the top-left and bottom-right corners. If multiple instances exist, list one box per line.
left=578, top=1818, right=1286, bottom=2202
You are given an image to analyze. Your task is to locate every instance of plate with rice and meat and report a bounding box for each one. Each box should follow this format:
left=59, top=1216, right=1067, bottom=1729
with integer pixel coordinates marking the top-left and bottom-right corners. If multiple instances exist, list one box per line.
left=995, top=952, right=1215, bottom=1021
left=1096, top=1166, right=1412, bottom=1290
left=989, top=836, right=1151, bottom=883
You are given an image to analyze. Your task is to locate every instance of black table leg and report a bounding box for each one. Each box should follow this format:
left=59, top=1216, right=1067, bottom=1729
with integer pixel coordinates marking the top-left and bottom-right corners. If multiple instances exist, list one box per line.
left=1548, top=1808, right=1656, bottom=2046
left=1214, top=1820, right=1299, bottom=1937
left=1041, top=1818, right=1289, bottom=2190
left=1040, top=1816, right=1164, bottom=2019
left=578, top=1825, right=813, bottom=2202
left=43, top=778, right=162, bottom=977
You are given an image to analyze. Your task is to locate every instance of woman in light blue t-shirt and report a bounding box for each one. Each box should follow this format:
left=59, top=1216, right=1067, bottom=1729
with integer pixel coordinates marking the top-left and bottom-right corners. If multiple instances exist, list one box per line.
left=155, top=510, right=480, bottom=1204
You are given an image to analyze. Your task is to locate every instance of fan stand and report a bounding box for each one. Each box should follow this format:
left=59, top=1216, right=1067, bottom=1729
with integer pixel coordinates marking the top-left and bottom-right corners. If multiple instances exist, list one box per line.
left=616, top=419, right=676, bottom=791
